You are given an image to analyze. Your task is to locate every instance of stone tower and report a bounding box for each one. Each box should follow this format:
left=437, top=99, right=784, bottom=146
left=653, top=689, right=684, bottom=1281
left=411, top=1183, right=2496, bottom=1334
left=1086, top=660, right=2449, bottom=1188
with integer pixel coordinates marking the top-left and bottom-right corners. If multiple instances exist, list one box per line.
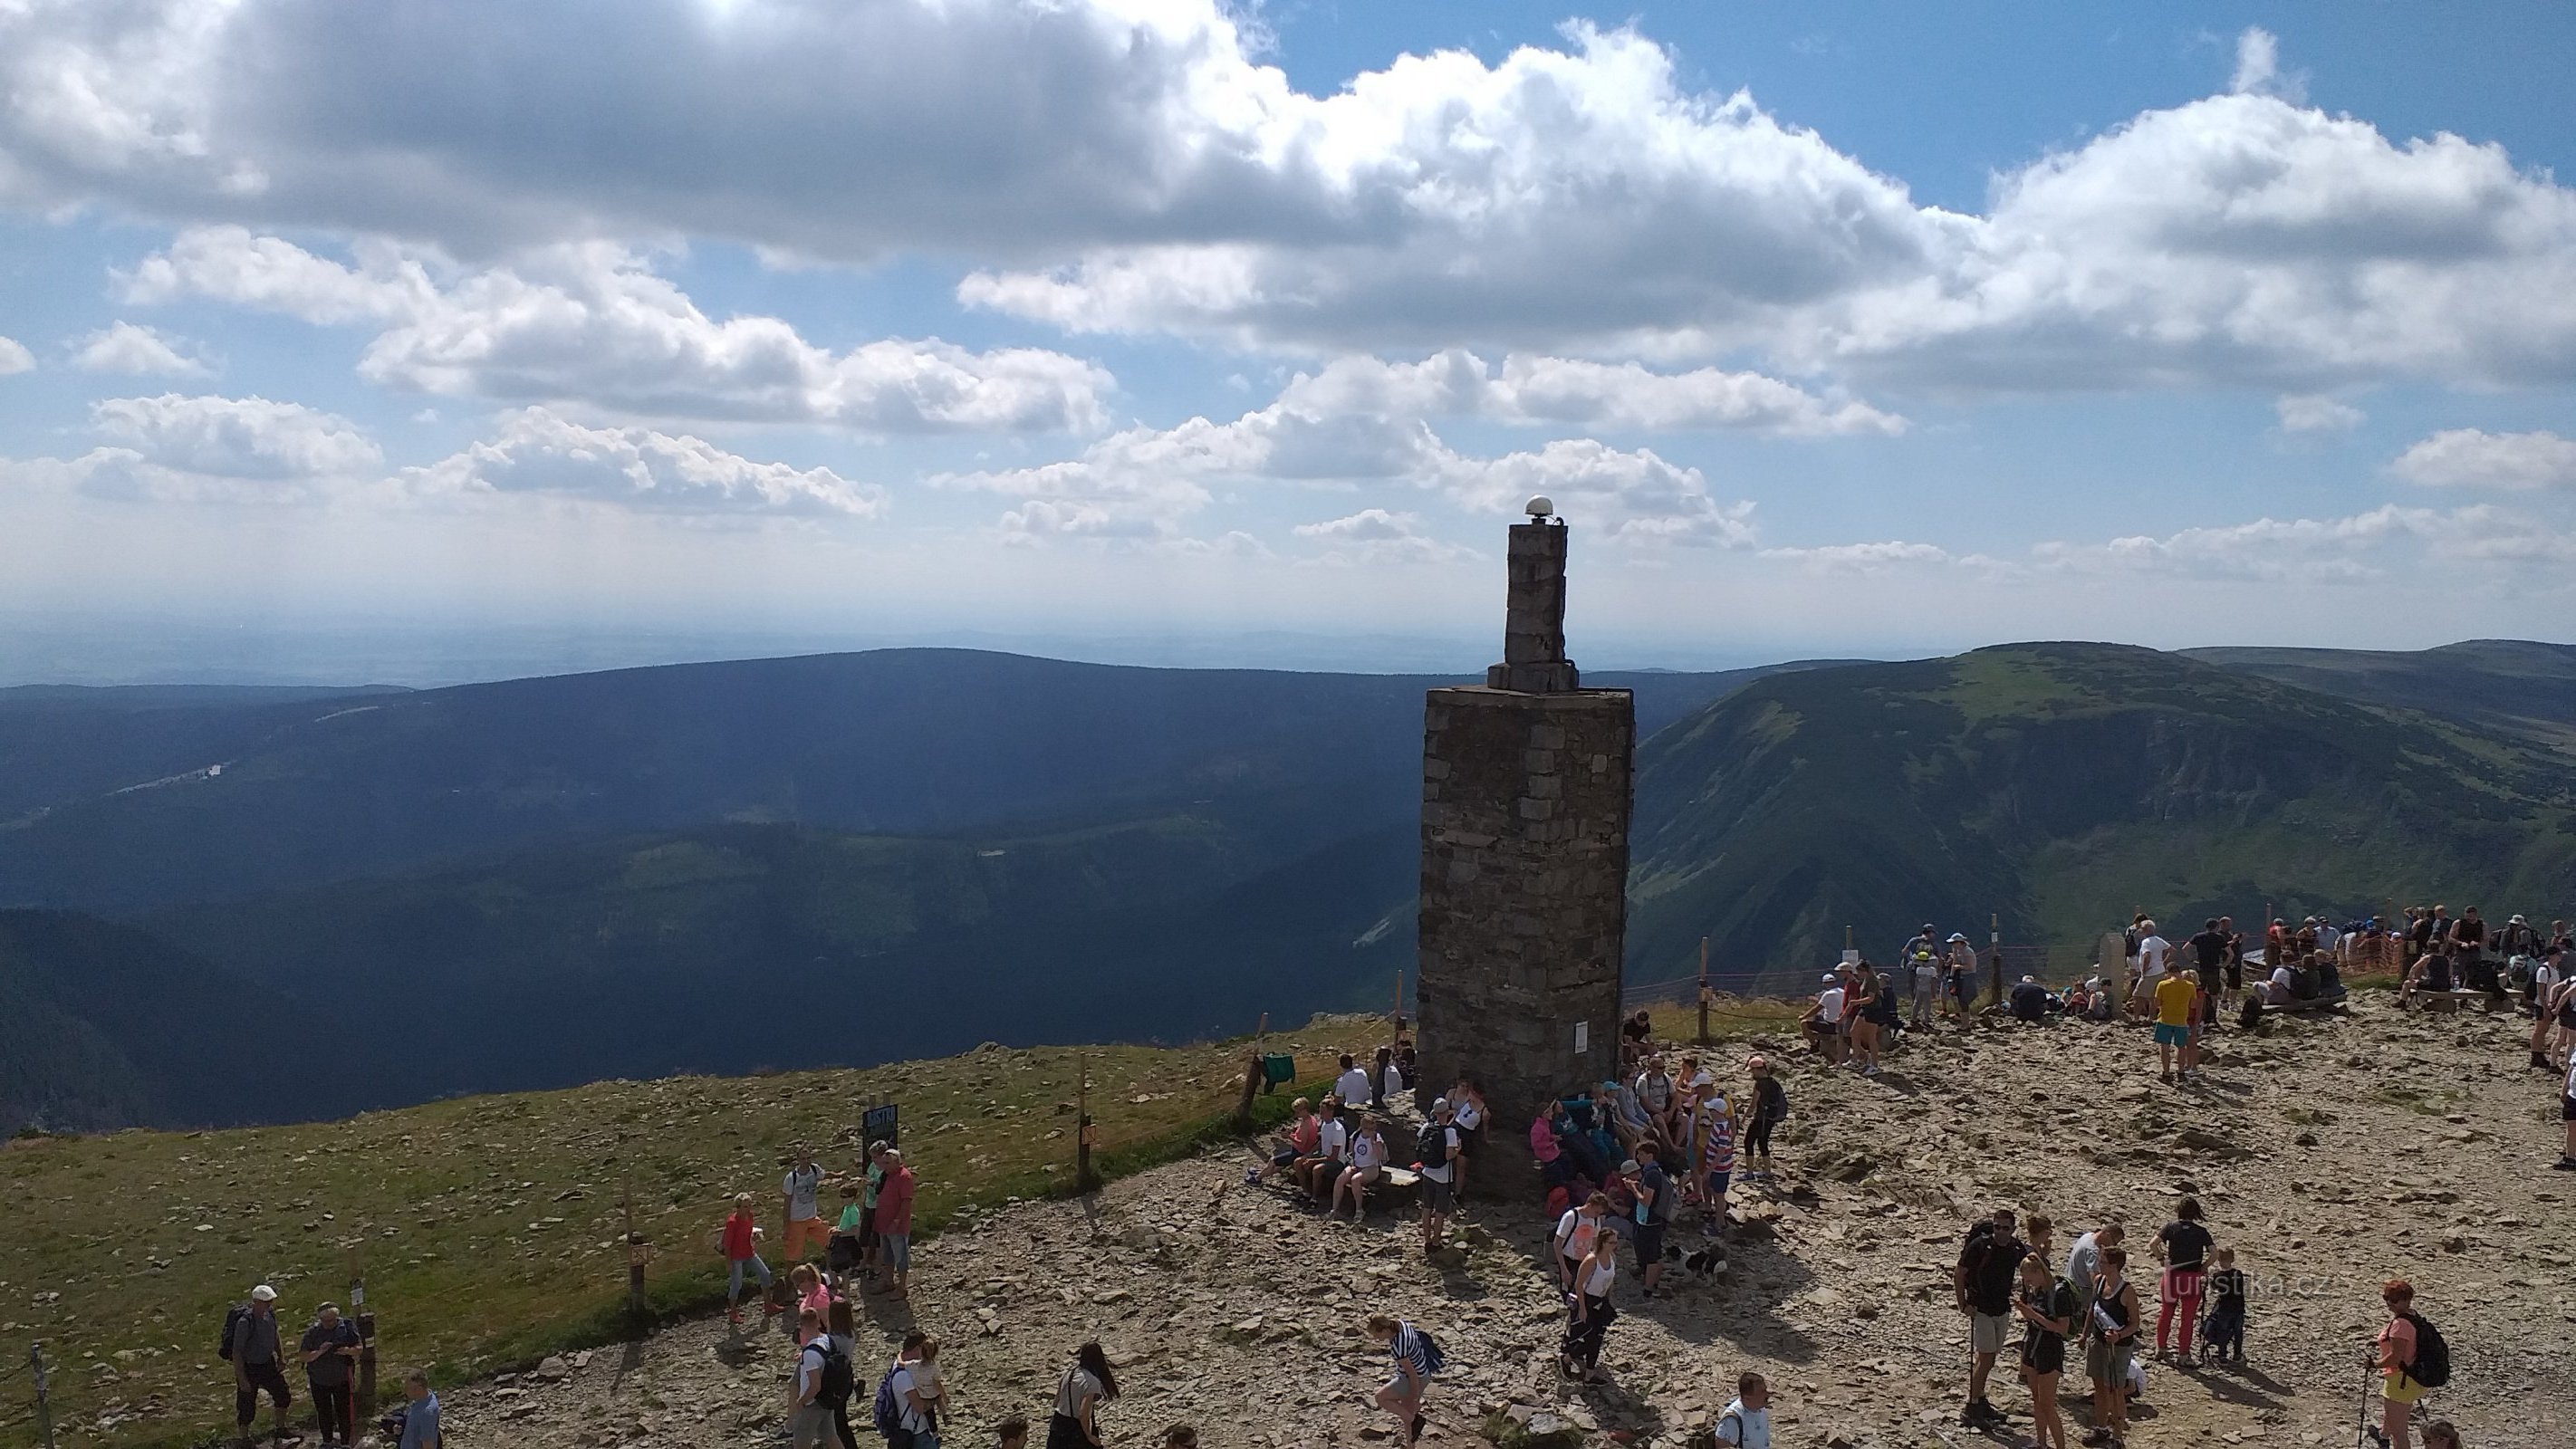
left=1415, top=502, right=1634, bottom=1192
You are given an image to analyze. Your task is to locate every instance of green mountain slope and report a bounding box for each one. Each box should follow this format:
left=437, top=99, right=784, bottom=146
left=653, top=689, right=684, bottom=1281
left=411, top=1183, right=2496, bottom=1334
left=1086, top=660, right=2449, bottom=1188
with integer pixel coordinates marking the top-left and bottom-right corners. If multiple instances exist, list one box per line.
left=2190, top=638, right=2576, bottom=755
left=147, top=814, right=1417, bottom=1114
left=0, top=910, right=326, bottom=1134
left=0, top=649, right=1799, bottom=911
left=1626, top=642, right=2576, bottom=983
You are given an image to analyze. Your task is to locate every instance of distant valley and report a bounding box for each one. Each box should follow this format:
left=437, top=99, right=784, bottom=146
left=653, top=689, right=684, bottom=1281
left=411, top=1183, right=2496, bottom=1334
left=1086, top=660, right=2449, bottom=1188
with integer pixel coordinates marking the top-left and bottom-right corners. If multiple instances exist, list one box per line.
left=4, top=640, right=2571, bottom=1134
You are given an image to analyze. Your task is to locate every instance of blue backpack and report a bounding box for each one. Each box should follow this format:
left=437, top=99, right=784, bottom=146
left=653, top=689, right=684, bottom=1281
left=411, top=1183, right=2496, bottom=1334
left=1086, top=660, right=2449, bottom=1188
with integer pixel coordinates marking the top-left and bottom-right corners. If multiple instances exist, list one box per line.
left=870, top=1365, right=904, bottom=1438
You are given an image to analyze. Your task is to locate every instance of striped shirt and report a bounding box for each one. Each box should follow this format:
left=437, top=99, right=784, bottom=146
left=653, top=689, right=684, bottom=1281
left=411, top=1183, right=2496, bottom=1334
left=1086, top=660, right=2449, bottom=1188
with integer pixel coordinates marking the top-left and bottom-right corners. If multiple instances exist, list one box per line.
left=1391, top=1323, right=1434, bottom=1379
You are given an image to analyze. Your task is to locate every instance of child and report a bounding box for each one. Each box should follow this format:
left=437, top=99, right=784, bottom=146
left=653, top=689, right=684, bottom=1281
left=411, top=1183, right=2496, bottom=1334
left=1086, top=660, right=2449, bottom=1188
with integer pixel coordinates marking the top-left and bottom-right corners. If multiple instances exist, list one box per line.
left=1696, top=1080, right=1737, bottom=1228
left=993, top=1417, right=1029, bottom=1449
left=827, top=1183, right=866, bottom=1287
left=1743, top=1056, right=1787, bottom=1184
left=2201, top=1247, right=2247, bottom=1365
left=789, top=1263, right=830, bottom=1343
left=910, top=1336, right=947, bottom=1449
left=715, top=1193, right=775, bottom=1326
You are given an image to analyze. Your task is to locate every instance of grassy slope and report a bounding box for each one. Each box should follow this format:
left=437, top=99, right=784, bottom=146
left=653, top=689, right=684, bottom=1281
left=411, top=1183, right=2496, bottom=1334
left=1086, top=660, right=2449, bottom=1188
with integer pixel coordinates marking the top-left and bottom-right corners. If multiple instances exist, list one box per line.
left=0, top=1021, right=1386, bottom=1449
left=1627, top=642, right=2576, bottom=983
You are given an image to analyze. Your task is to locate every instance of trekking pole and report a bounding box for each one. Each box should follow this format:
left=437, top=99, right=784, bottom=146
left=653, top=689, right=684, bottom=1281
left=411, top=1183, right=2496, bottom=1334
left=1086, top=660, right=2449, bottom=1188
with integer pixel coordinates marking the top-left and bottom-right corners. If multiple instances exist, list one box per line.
left=31, top=1342, right=55, bottom=1449
left=1074, top=1055, right=1096, bottom=1194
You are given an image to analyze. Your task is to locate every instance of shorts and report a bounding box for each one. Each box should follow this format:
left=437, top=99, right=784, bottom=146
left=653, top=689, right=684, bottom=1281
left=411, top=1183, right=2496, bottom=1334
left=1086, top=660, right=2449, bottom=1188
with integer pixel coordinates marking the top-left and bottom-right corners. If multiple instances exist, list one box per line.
left=2383, top=1371, right=2428, bottom=1406
left=1634, top=1221, right=1667, bottom=1263
left=880, top=1232, right=911, bottom=1271
left=1971, top=1310, right=2012, bottom=1356
left=2154, top=1022, right=2189, bottom=1047
left=1705, top=1169, right=1731, bottom=1200
left=235, top=1361, right=292, bottom=1425
left=1421, top=1175, right=1456, bottom=1214
left=2087, top=1335, right=2134, bottom=1387
left=2223, top=963, right=2242, bottom=991
left=826, top=1233, right=863, bottom=1274
left=2562, top=1093, right=2576, bottom=1123
left=789, top=1402, right=837, bottom=1449
left=2022, top=1331, right=2065, bottom=1377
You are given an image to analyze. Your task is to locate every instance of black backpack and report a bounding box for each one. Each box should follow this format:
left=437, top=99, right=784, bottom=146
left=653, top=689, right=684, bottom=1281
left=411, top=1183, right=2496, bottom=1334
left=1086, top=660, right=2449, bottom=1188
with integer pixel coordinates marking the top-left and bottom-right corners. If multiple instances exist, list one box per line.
left=216, top=1304, right=250, bottom=1362
left=809, top=1339, right=856, bottom=1409
left=1414, top=1122, right=1450, bottom=1167
left=2401, top=1311, right=2451, bottom=1388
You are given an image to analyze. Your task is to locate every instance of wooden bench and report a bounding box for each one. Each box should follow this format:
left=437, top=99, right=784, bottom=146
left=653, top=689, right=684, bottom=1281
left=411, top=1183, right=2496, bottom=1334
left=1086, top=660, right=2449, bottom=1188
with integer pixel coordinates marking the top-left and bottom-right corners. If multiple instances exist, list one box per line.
left=2245, top=993, right=2349, bottom=1018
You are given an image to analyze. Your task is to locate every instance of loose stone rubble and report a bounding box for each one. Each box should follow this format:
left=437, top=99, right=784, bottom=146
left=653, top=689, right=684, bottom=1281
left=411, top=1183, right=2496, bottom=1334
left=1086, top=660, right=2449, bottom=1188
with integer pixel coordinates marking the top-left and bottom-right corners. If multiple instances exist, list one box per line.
left=435, top=997, right=2576, bottom=1448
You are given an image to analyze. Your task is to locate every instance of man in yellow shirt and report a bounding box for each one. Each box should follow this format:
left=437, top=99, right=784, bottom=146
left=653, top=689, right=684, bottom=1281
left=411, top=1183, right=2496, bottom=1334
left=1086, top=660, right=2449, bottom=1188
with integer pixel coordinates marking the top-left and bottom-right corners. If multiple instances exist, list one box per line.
left=2153, top=969, right=2199, bottom=1083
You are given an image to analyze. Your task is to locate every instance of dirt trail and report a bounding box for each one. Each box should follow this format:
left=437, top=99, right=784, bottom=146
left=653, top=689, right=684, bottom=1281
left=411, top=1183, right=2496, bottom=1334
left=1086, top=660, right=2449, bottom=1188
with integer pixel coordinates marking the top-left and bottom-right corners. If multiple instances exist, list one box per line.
left=432, top=996, right=2576, bottom=1448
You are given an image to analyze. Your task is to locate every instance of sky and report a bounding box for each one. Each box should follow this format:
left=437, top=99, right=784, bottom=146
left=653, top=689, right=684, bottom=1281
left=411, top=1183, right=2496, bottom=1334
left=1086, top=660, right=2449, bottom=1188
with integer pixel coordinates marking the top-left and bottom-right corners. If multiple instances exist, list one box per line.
left=2, top=0, right=2573, bottom=683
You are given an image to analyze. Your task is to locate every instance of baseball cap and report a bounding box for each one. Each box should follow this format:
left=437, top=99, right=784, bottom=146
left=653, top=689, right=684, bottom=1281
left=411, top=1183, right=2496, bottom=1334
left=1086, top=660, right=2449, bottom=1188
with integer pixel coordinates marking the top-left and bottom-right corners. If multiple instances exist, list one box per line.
left=251, top=1284, right=277, bottom=1302
left=1821, top=972, right=1838, bottom=983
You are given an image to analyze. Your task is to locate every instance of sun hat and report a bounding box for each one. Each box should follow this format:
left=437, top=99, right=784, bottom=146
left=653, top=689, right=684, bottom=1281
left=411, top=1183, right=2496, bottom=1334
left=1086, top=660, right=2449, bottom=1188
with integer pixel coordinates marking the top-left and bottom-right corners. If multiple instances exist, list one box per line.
left=250, top=1284, right=277, bottom=1302
left=1947, top=932, right=1968, bottom=943
left=1619, top=1159, right=1641, bottom=1175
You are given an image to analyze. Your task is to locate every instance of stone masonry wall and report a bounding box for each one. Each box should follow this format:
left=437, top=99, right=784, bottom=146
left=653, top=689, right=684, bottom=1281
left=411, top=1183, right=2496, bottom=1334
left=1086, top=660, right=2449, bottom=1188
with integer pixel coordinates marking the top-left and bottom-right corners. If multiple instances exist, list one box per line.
left=1415, top=685, right=1633, bottom=1192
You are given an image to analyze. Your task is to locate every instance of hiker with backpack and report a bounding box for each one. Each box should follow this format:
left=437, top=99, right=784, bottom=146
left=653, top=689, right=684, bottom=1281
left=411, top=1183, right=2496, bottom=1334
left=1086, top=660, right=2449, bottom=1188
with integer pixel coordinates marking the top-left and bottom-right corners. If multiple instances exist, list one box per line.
left=1365, top=1313, right=1442, bottom=1449
left=2556, top=1045, right=2576, bottom=1172
left=1631, top=1142, right=1676, bottom=1299
left=1045, top=1342, right=1118, bottom=1449
left=2014, top=1254, right=2079, bottom=1449
left=2083, top=1246, right=2141, bottom=1448
left=298, top=1302, right=360, bottom=1446
left=790, top=1307, right=844, bottom=1449
left=1955, top=1208, right=2029, bottom=1429
left=1553, top=1191, right=1611, bottom=1292
left=2152, top=1197, right=2215, bottom=1360
left=1713, top=1371, right=1771, bottom=1448
left=1416, top=1099, right=1463, bottom=1253
left=222, top=1282, right=296, bottom=1448
left=1944, top=934, right=1978, bottom=1020
left=1562, top=1220, right=1620, bottom=1383
left=865, top=1330, right=929, bottom=1449
left=2374, top=1280, right=2448, bottom=1449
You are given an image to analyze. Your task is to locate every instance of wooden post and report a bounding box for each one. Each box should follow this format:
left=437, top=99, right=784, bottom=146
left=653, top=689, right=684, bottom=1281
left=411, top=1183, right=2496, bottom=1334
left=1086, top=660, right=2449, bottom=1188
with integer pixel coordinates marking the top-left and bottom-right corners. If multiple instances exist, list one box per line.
left=1074, top=1056, right=1096, bottom=1193
left=1988, top=913, right=2003, bottom=1012
left=349, top=1246, right=376, bottom=1430
left=1696, top=936, right=1711, bottom=1045
left=623, top=1178, right=649, bottom=1317
left=1233, top=1011, right=1270, bottom=1127
left=31, top=1342, right=55, bottom=1449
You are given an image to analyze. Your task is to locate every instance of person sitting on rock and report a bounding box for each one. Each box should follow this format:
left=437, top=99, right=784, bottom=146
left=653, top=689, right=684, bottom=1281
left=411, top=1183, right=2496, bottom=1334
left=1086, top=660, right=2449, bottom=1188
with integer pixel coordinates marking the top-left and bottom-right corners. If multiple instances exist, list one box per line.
left=1331, top=1114, right=1389, bottom=1221
left=1300, top=1098, right=1351, bottom=1202
left=1802, top=973, right=1847, bottom=1062
left=1602, top=1077, right=1653, bottom=1156
left=2009, top=974, right=2052, bottom=1023
left=1620, top=1008, right=1656, bottom=1069
left=1260, top=1099, right=1320, bottom=1187
left=1633, top=1055, right=1683, bottom=1156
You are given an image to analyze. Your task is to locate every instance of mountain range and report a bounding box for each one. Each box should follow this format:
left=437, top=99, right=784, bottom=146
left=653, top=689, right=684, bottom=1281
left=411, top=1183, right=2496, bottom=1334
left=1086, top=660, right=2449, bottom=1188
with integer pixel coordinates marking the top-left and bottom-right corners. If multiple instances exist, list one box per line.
left=3, top=639, right=2571, bottom=1133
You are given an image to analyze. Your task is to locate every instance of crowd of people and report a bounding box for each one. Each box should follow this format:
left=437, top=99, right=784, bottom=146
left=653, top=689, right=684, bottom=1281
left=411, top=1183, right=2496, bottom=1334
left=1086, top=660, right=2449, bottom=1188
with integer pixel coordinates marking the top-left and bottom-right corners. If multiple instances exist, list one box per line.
left=208, top=897, right=2567, bottom=1449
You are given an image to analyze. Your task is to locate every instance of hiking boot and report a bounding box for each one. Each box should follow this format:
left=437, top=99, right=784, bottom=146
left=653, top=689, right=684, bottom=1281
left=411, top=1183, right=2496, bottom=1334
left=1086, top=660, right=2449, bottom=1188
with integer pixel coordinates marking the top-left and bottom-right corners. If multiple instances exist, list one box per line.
left=2552, top=1156, right=2576, bottom=1171
left=1977, top=1398, right=2012, bottom=1422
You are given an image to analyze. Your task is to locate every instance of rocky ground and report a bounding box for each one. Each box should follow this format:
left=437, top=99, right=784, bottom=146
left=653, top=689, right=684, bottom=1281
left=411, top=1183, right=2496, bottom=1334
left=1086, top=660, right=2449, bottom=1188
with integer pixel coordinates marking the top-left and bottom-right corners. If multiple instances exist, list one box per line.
left=424, top=995, right=2575, bottom=1448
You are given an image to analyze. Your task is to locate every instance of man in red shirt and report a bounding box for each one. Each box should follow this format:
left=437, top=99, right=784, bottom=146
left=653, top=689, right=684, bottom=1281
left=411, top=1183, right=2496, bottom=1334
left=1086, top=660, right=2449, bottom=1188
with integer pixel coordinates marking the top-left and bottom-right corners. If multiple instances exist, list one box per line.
left=871, top=1148, right=918, bottom=1299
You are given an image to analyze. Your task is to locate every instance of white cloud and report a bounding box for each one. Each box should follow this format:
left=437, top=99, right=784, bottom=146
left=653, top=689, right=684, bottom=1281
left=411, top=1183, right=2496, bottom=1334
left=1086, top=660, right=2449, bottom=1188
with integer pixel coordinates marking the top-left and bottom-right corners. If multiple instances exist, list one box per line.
left=1760, top=540, right=1962, bottom=573
left=938, top=363, right=1760, bottom=544
left=88, top=393, right=380, bottom=478
left=407, top=407, right=883, bottom=516
left=1291, top=508, right=1473, bottom=564
left=2029, top=503, right=2562, bottom=581
left=2273, top=393, right=2364, bottom=434
left=2390, top=429, right=2576, bottom=491
left=0, top=335, right=34, bottom=374
left=1276, top=352, right=1901, bottom=437
left=12, top=4, right=2576, bottom=394
left=2226, top=27, right=2302, bottom=103
left=126, top=227, right=1112, bottom=432
left=70, top=321, right=213, bottom=376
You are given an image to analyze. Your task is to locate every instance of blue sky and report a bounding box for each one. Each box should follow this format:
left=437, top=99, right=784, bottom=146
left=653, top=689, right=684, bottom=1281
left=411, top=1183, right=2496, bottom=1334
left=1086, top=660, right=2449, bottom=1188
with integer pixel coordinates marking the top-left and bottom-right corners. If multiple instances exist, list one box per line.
left=2, top=0, right=2572, bottom=683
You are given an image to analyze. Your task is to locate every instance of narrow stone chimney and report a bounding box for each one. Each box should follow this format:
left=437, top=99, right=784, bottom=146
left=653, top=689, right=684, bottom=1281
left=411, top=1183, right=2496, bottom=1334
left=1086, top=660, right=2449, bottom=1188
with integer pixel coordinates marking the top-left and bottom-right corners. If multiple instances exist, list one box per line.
left=1415, top=506, right=1634, bottom=1195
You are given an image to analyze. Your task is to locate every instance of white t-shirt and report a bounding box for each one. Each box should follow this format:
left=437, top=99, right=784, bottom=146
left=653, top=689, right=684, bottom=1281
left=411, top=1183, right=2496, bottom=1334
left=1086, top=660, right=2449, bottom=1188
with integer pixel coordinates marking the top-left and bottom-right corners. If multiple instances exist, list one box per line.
left=2138, top=936, right=2172, bottom=975
left=1317, top=1118, right=1350, bottom=1162
left=1577, top=1253, right=1617, bottom=1298
left=1716, top=1400, right=1771, bottom=1449
left=2270, top=964, right=2295, bottom=996
left=1817, top=986, right=1846, bottom=1021
left=888, top=1364, right=934, bottom=1431
left=1383, top=1062, right=1405, bottom=1097
left=1455, top=1098, right=1484, bottom=1131
left=783, top=1165, right=822, bottom=1220
left=1350, top=1131, right=1385, bottom=1172
left=1554, top=1208, right=1600, bottom=1261
left=2562, top=1053, right=2576, bottom=1101
left=1336, top=1067, right=1372, bottom=1103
